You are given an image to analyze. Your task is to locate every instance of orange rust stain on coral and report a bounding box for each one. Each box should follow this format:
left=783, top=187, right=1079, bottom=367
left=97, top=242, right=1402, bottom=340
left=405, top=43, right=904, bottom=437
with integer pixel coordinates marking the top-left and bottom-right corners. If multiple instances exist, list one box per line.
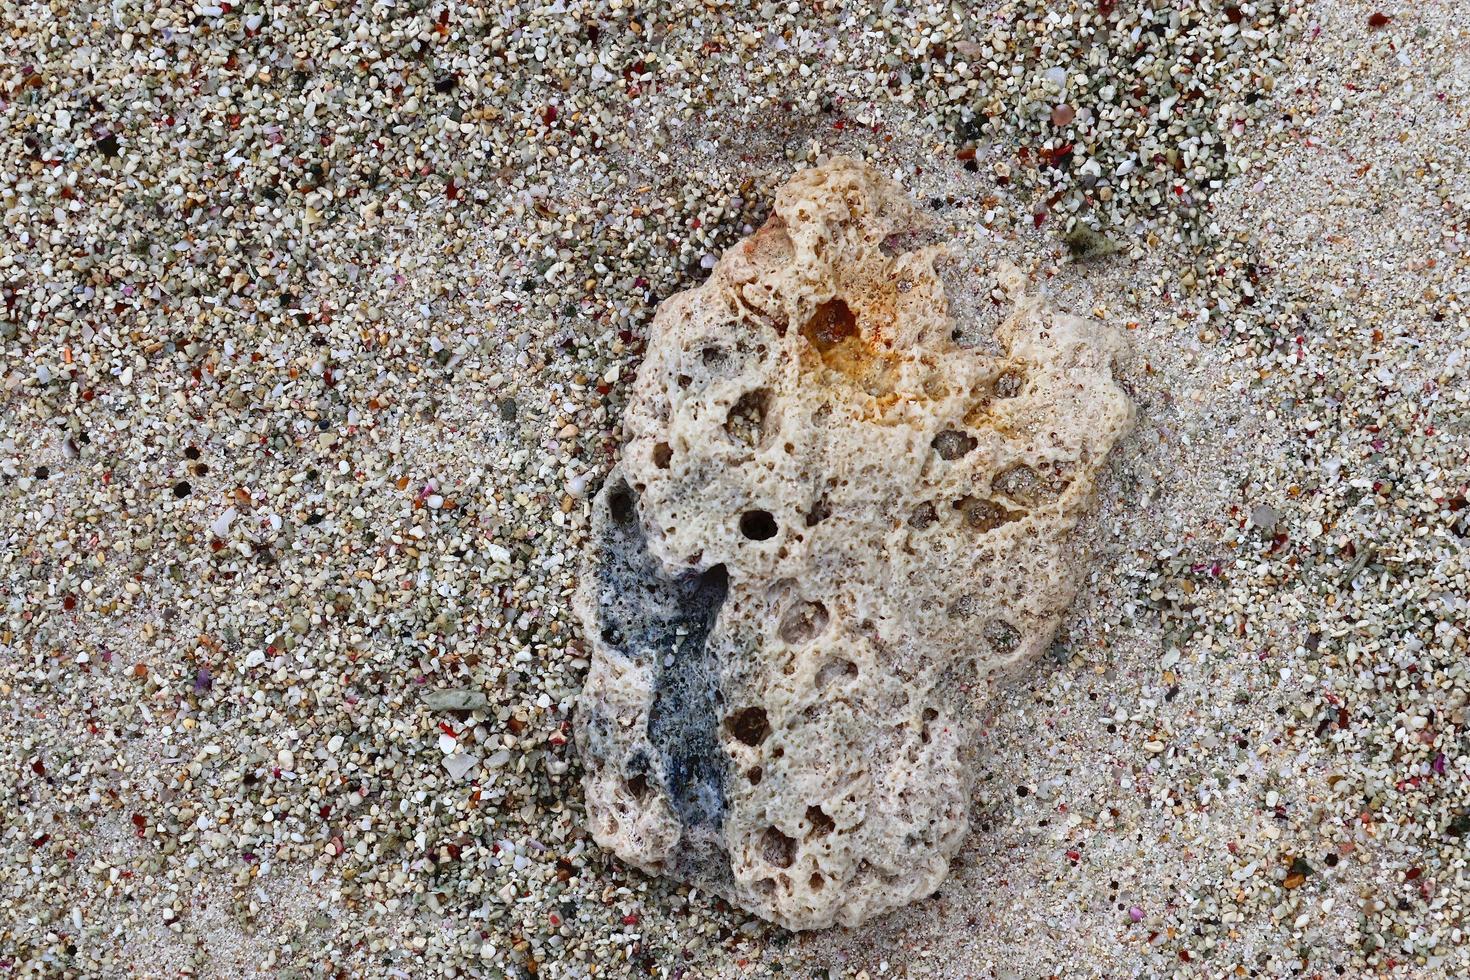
left=799, top=298, right=900, bottom=404
left=742, top=216, right=794, bottom=266
left=802, top=298, right=860, bottom=350
left=963, top=395, right=996, bottom=429
left=731, top=217, right=795, bottom=335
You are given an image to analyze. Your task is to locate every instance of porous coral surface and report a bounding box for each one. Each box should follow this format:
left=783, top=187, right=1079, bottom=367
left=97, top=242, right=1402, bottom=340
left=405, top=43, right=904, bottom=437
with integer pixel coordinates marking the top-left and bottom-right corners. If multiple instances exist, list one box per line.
left=577, top=158, right=1134, bottom=929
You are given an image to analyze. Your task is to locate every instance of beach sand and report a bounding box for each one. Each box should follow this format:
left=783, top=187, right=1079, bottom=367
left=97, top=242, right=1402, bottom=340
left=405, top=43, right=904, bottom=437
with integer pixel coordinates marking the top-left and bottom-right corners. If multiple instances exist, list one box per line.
left=3, top=0, right=1469, bottom=976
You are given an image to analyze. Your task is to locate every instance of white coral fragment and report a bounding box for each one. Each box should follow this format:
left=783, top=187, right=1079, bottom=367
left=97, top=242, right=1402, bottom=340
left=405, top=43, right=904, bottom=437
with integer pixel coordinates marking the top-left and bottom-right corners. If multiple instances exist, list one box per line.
left=576, top=156, right=1134, bottom=930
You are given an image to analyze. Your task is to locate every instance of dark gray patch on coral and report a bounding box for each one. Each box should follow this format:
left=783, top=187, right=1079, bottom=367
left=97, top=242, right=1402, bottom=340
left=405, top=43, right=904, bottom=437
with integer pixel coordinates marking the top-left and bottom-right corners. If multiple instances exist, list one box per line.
left=589, top=476, right=730, bottom=835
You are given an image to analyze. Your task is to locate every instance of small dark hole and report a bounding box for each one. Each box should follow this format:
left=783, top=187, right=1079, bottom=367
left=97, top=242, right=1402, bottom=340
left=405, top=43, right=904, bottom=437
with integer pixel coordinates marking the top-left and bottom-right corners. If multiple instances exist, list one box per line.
left=608, top=488, right=636, bottom=524
left=652, top=442, right=672, bottom=468
left=761, top=827, right=797, bottom=868
left=626, top=774, right=650, bottom=800
left=740, top=510, right=778, bottom=541
left=931, top=429, right=977, bottom=460
left=805, top=805, right=835, bottom=838
left=908, top=501, right=938, bottom=529
left=184, top=446, right=201, bottom=460
left=172, top=481, right=192, bottom=498
left=727, top=707, right=769, bottom=746
left=805, top=499, right=831, bottom=527
left=747, top=766, right=763, bottom=785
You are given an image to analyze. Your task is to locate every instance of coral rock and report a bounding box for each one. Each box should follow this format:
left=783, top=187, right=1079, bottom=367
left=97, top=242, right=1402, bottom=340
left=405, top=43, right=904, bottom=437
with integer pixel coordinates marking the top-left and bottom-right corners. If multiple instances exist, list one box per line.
left=575, top=156, right=1134, bottom=930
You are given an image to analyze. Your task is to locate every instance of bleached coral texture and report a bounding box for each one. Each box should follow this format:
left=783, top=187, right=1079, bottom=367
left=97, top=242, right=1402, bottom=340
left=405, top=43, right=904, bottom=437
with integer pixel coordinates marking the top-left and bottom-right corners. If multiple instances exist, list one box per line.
left=575, top=157, right=1134, bottom=930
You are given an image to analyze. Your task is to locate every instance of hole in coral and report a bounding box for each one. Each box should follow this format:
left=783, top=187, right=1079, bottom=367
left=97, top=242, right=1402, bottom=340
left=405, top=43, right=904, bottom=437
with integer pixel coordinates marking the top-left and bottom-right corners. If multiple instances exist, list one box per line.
left=761, top=827, right=797, bottom=868
left=805, top=805, right=835, bottom=838
left=626, top=774, right=650, bottom=800
left=740, top=510, right=778, bottom=541
left=816, top=658, right=858, bottom=688
left=725, top=389, right=770, bottom=448
left=994, top=367, right=1026, bottom=398
left=946, top=594, right=977, bottom=619
left=984, top=619, right=1021, bottom=655
left=931, top=429, right=978, bottom=460
left=908, top=501, right=938, bottom=529
left=801, top=298, right=859, bottom=352
left=753, top=878, right=776, bottom=896
left=778, top=600, right=829, bottom=645
left=747, top=766, right=763, bottom=785
left=699, top=564, right=729, bottom=593
left=727, top=706, right=769, bottom=746
left=652, top=442, right=672, bottom=469
left=805, top=498, right=831, bottom=527
left=600, top=626, right=622, bottom=646
left=809, top=872, right=825, bottom=891
left=993, top=464, right=1040, bottom=502
left=772, top=745, right=785, bottom=759
left=608, top=487, right=636, bottom=524
left=701, top=346, right=727, bottom=367
left=952, top=496, right=1021, bottom=532
left=677, top=374, right=692, bottom=388
left=921, top=706, right=939, bottom=744
left=993, top=463, right=1068, bottom=506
